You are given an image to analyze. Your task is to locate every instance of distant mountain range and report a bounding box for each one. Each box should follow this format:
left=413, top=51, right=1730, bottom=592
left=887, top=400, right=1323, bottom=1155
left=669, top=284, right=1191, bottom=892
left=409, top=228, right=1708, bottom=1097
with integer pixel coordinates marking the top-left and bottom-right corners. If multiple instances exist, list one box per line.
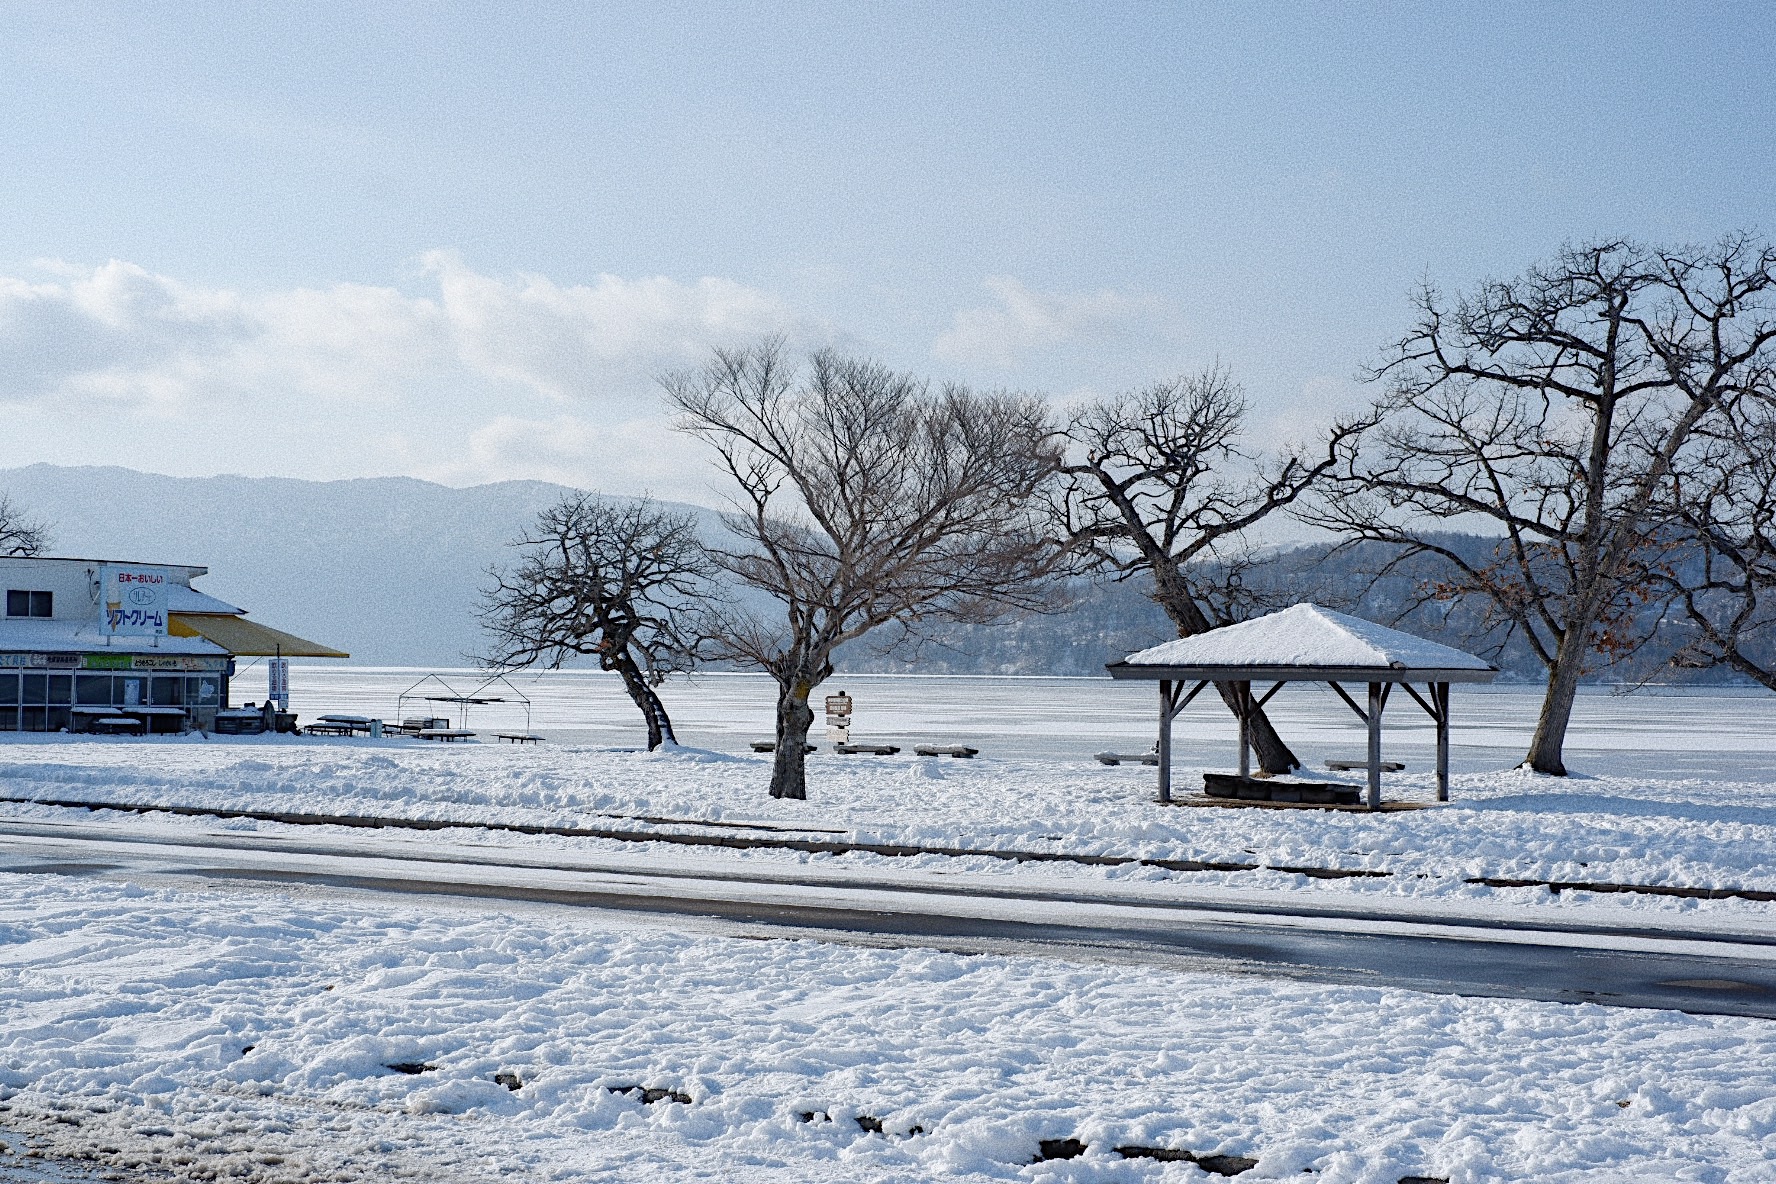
left=0, top=464, right=660, bottom=666
left=0, top=464, right=1740, bottom=682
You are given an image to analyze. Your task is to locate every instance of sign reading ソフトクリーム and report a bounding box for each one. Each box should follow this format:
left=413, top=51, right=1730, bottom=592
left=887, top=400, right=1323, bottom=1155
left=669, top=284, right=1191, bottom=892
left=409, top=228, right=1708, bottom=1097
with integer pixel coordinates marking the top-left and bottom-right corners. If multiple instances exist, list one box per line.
left=98, top=566, right=169, bottom=637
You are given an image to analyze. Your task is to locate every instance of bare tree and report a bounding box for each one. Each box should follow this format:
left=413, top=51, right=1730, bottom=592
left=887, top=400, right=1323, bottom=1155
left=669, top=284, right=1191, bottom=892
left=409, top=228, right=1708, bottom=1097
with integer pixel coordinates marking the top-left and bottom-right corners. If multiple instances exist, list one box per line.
left=1656, top=391, right=1776, bottom=687
left=1309, top=236, right=1776, bottom=774
left=0, top=495, right=48, bottom=557
left=479, top=494, right=711, bottom=750
left=665, top=339, right=1062, bottom=800
left=1060, top=366, right=1367, bottom=774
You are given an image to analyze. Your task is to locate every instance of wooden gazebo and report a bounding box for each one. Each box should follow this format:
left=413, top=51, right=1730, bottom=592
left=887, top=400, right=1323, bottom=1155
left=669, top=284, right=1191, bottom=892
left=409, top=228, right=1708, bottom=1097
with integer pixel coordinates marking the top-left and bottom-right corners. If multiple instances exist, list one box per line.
left=1106, top=604, right=1497, bottom=810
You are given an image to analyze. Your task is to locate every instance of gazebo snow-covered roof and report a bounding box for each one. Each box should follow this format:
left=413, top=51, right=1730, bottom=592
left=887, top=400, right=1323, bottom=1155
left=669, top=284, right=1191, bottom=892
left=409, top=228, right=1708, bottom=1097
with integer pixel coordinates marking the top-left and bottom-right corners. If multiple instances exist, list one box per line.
left=1107, top=604, right=1497, bottom=809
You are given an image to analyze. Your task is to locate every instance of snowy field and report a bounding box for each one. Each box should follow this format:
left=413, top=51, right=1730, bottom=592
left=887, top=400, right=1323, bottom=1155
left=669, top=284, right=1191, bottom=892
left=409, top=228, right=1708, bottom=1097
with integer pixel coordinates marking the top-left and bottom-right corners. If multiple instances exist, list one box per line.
left=2, top=672, right=1775, bottom=1181
left=272, top=666, right=1776, bottom=780
left=2, top=671, right=1776, bottom=913
left=2, top=874, right=1774, bottom=1184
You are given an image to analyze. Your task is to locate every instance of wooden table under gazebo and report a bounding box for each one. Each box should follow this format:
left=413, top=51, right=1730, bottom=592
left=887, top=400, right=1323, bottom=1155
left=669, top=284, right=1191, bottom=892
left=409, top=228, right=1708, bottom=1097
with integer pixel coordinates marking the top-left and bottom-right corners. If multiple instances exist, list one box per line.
left=1106, top=604, right=1497, bottom=810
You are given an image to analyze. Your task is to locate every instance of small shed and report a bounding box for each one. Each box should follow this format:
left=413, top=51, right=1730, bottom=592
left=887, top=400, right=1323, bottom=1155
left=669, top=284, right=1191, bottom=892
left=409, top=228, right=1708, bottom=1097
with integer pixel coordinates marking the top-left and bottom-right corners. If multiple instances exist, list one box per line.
left=1106, top=604, right=1496, bottom=809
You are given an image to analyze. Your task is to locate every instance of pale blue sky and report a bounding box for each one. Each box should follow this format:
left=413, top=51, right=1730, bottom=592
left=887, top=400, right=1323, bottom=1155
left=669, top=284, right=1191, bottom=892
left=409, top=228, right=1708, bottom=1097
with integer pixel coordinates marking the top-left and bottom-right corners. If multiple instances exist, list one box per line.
left=2, top=2, right=1772, bottom=499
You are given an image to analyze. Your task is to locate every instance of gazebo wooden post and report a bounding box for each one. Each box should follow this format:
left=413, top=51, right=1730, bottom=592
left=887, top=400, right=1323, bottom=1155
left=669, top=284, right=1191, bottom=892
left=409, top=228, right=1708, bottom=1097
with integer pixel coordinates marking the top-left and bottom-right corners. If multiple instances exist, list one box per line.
left=1435, top=681, right=1450, bottom=802
left=1157, top=679, right=1174, bottom=804
left=1366, top=681, right=1383, bottom=811
left=1236, top=680, right=1252, bottom=779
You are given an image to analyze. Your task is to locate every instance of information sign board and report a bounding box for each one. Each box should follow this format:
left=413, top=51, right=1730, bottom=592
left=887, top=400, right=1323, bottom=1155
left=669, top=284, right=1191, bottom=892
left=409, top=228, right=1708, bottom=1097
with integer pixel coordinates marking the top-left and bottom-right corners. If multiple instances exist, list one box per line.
left=268, top=658, right=290, bottom=711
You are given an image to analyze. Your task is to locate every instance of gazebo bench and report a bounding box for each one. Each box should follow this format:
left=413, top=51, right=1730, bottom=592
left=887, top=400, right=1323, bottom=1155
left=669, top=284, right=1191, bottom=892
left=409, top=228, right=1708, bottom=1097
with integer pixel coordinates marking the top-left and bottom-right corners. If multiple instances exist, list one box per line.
left=1203, top=773, right=1360, bottom=805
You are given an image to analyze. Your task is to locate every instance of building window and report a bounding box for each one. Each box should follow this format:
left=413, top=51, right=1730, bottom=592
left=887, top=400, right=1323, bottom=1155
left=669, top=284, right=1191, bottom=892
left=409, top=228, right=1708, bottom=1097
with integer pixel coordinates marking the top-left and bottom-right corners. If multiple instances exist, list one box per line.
left=5, top=590, right=52, bottom=617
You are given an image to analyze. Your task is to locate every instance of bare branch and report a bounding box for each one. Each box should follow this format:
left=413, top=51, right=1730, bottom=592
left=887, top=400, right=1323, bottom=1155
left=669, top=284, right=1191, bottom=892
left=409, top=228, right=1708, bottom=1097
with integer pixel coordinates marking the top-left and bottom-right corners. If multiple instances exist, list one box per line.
left=663, top=340, right=1064, bottom=798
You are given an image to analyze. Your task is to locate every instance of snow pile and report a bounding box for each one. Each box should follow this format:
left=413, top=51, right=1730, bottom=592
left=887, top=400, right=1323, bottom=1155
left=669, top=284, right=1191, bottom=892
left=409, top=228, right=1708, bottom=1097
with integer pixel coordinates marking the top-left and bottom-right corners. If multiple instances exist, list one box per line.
left=1, top=874, right=1772, bottom=1183
left=1120, top=603, right=1495, bottom=672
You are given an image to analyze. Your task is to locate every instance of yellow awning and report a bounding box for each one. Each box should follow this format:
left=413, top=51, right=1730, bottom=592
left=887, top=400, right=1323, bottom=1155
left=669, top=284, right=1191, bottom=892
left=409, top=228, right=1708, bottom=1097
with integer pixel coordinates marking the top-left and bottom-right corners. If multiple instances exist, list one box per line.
left=169, top=613, right=349, bottom=658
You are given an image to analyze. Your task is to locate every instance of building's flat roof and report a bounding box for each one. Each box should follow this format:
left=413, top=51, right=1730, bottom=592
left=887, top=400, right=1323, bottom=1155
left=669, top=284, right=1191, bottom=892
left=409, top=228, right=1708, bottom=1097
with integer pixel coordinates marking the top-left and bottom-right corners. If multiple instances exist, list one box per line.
left=0, top=556, right=209, bottom=577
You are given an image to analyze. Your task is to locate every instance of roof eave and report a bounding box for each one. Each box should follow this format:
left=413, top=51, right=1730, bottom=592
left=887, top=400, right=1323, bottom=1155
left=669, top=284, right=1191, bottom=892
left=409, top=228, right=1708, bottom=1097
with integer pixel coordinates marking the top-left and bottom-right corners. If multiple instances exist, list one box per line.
left=1105, top=662, right=1498, bottom=684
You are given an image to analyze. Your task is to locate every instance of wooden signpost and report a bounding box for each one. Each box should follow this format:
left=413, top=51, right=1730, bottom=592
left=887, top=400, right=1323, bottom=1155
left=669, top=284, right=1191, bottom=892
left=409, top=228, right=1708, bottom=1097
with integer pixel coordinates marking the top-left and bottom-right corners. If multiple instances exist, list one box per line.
left=824, top=690, right=853, bottom=743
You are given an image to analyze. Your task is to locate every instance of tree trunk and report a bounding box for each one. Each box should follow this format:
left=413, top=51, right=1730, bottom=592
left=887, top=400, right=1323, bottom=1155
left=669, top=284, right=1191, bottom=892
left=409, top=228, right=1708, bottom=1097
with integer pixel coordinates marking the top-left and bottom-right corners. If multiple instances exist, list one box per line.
left=1210, top=683, right=1297, bottom=774
left=614, top=656, right=676, bottom=751
left=1525, top=634, right=1587, bottom=776
left=769, top=679, right=816, bottom=799
left=1150, top=571, right=1301, bottom=774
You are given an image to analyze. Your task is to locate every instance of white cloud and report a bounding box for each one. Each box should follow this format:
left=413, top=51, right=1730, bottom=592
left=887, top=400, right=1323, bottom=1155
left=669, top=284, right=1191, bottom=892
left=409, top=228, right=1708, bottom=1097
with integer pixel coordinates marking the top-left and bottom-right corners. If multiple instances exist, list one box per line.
left=424, top=413, right=712, bottom=503
left=0, top=255, right=805, bottom=498
left=932, top=276, right=1184, bottom=370
left=422, top=249, right=799, bottom=400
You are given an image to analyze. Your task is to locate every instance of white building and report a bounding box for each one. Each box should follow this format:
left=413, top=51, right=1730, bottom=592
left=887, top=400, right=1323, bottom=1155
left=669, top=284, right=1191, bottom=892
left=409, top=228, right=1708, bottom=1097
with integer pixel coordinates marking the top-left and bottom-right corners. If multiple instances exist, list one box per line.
left=0, top=556, right=346, bottom=733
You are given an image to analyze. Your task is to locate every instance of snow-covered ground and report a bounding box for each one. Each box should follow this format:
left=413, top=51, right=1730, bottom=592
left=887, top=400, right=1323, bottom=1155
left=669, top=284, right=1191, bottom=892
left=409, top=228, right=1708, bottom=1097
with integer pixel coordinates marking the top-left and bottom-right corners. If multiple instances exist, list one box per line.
left=2, top=672, right=1774, bottom=1180
left=3, top=673, right=1776, bottom=916
left=2, top=873, right=1774, bottom=1184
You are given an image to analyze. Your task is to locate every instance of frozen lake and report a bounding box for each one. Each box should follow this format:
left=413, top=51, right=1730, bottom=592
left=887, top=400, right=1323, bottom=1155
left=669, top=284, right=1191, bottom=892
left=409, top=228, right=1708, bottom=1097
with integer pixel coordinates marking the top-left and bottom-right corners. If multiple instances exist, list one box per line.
left=276, top=665, right=1776, bottom=781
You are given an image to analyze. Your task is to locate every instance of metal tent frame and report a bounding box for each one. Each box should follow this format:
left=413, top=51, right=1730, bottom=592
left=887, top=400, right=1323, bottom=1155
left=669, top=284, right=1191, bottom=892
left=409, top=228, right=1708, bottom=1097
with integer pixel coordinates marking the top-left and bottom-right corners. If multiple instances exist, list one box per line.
left=396, top=672, right=533, bottom=733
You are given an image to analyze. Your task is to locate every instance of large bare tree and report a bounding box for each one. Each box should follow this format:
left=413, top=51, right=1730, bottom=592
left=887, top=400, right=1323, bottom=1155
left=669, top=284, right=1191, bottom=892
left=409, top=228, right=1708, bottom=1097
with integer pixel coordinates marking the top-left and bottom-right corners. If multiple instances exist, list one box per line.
left=0, top=495, right=48, bottom=557
left=1310, top=235, right=1776, bottom=774
left=1656, top=390, right=1776, bottom=687
left=665, top=340, right=1062, bottom=800
left=479, top=494, right=711, bottom=750
left=1060, top=366, right=1366, bottom=774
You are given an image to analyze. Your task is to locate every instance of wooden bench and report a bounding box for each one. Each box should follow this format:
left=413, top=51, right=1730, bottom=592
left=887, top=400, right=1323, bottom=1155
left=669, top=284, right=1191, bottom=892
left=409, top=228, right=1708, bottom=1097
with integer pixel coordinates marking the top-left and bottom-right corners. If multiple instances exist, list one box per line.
left=914, top=744, right=978, bottom=758
left=496, top=733, right=544, bottom=744
left=750, top=741, right=817, bottom=753
left=303, top=723, right=356, bottom=737
left=1326, top=759, right=1406, bottom=772
left=417, top=729, right=477, bottom=742
left=91, top=716, right=146, bottom=735
left=1095, top=751, right=1159, bottom=766
left=834, top=742, right=900, bottom=756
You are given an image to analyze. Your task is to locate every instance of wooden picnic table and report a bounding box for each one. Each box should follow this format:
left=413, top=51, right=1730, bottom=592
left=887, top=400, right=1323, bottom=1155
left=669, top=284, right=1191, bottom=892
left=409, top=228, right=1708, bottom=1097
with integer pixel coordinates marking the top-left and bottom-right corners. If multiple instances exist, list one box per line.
left=496, top=733, right=544, bottom=744
left=418, top=729, right=477, bottom=742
